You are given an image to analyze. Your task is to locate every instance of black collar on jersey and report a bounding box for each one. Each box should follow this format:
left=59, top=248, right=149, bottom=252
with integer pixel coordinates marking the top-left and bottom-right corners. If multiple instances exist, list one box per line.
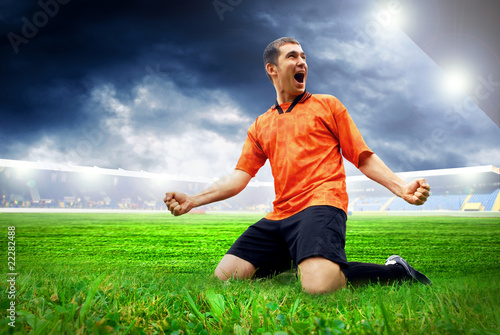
left=272, top=91, right=312, bottom=114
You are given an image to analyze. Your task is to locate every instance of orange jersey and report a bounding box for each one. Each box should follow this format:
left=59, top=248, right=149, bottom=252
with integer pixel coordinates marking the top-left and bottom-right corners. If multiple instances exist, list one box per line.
left=236, top=92, right=373, bottom=220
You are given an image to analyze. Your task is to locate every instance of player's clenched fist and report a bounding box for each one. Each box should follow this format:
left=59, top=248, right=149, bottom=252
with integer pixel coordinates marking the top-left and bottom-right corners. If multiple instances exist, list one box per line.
left=401, top=178, right=431, bottom=206
left=164, top=192, right=194, bottom=216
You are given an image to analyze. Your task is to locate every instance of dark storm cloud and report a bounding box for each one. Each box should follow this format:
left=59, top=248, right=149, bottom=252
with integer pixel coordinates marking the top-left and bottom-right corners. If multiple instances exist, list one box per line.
left=1, top=1, right=262, bottom=156
left=1, top=1, right=286, bottom=121
left=0, top=0, right=498, bottom=176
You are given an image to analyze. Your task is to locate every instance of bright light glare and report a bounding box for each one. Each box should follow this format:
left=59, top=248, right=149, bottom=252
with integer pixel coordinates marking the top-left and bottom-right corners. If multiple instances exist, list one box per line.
left=390, top=9, right=407, bottom=29
left=443, top=68, right=471, bottom=96
left=15, top=167, right=35, bottom=179
left=375, top=3, right=408, bottom=30
left=80, top=166, right=102, bottom=182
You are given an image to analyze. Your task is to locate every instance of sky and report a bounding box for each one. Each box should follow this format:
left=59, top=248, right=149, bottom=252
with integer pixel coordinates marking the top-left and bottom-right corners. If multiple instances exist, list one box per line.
left=1, top=0, right=499, bottom=183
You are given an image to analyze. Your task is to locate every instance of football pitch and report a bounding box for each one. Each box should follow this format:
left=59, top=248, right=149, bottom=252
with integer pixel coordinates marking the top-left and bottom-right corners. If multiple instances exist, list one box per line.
left=1, top=213, right=499, bottom=334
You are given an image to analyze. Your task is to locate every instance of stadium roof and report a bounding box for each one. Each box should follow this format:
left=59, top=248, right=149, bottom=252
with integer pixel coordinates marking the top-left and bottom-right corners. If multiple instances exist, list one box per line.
left=0, top=158, right=271, bottom=187
left=0, top=158, right=498, bottom=187
left=348, top=165, right=500, bottom=182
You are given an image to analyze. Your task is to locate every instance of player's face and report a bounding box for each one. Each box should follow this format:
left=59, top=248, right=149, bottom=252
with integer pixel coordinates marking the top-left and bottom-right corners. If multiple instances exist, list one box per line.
left=275, top=43, right=308, bottom=98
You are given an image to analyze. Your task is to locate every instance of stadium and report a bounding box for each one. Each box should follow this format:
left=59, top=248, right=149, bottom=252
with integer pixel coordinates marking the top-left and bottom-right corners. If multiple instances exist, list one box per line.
left=1, top=158, right=500, bottom=334
left=1, top=158, right=499, bottom=216
left=1, top=1, right=499, bottom=333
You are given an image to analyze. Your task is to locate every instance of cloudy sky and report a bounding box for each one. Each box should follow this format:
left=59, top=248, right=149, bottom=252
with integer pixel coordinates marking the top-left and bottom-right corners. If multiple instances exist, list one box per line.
left=1, top=0, right=499, bottom=182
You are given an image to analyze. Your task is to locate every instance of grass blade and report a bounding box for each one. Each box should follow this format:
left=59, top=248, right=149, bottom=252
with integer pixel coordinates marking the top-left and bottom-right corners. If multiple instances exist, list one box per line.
left=78, top=273, right=105, bottom=326
left=205, top=289, right=225, bottom=321
left=184, top=289, right=204, bottom=320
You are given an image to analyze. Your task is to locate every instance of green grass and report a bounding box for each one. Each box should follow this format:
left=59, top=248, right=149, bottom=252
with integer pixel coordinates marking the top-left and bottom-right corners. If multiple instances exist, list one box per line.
left=0, top=213, right=499, bottom=334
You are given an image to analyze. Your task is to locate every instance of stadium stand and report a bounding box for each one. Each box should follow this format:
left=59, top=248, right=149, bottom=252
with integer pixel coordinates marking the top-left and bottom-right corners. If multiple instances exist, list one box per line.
left=0, top=159, right=499, bottom=213
left=467, top=189, right=500, bottom=211
left=0, top=159, right=274, bottom=212
left=346, top=166, right=499, bottom=213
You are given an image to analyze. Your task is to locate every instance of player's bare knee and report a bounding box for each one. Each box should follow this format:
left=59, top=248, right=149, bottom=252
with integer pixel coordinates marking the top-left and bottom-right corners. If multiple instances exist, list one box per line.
left=299, top=257, right=346, bottom=294
left=214, top=254, right=255, bottom=281
left=300, top=273, right=344, bottom=294
left=214, top=266, right=254, bottom=281
left=214, top=266, right=231, bottom=281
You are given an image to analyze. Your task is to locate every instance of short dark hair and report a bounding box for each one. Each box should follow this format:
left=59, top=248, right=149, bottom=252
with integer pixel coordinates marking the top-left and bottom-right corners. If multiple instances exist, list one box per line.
left=263, top=37, right=300, bottom=82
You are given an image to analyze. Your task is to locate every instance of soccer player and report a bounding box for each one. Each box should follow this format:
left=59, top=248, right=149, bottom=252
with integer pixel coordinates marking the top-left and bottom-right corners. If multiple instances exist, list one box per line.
left=164, top=37, right=432, bottom=294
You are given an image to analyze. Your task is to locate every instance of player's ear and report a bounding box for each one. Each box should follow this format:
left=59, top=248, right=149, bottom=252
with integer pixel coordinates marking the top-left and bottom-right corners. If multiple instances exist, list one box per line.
left=266, top=63, right=278, bottom=80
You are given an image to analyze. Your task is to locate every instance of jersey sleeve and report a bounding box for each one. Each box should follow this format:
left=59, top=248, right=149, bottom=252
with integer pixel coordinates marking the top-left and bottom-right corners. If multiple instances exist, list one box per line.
left=331, top=98, right=373, bottom=168
left=235, top=121, right=268, bottom=177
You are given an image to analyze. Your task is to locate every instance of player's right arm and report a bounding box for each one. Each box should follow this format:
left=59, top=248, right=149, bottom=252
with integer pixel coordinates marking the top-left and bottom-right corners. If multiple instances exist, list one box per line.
left=164, top=169, right=252, bottom=216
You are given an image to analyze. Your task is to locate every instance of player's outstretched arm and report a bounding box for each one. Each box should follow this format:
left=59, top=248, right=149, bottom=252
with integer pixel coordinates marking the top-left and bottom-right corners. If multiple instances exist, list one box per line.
left=358, top=152, right=430, bottom=205
left=164, top=169, right=252, bottom=216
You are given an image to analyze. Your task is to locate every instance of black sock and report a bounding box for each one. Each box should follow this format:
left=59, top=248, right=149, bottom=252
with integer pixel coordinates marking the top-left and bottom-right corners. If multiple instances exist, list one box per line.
left=342, top=262, right=408, bottom=286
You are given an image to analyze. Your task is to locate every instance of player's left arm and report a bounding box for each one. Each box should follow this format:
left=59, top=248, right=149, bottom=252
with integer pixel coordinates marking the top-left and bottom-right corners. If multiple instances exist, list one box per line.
left=357, top=152, right=430, bottom=205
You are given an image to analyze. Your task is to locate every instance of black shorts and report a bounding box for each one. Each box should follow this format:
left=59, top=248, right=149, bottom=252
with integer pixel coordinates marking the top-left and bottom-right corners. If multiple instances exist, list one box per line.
left=226, top=205, right=348, bottom=277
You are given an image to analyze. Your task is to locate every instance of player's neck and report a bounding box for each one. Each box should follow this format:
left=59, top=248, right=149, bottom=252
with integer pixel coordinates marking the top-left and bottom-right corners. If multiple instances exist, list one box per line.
left=275, top=91, right=302, bottom=105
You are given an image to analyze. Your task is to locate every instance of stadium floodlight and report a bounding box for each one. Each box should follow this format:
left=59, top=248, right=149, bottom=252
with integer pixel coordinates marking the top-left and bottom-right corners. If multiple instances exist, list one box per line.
left=372, top=0, right=409, bottom=31
left=79, top=166, right=102, bottom=183
left=15, top=166, right=36, bottom=180
left=442, top=66, right=472, bottom=97
left=390, top=6, right=407, bottom=30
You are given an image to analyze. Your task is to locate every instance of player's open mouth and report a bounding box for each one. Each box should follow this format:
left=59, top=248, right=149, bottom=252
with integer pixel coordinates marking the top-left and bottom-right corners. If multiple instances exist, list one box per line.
left=294, top=72, right=305, bottom=84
